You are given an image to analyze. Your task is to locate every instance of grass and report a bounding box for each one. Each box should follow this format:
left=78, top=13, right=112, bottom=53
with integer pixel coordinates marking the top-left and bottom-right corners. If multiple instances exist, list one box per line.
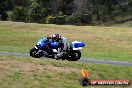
left=0, top=21, right=132, bottom=62
left=0, top=55, right=132, bottom=88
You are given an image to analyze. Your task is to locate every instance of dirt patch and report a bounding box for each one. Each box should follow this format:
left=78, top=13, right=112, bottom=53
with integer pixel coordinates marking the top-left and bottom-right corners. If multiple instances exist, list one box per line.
left=0, top=61, right=37, bottom=73
left=44, top=65, right=80, bottom=74
left=0, top=60, right=80, bottom=75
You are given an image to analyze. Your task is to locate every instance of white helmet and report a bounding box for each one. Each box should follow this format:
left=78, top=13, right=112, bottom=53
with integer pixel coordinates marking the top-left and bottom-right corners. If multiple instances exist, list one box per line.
left=51, top=33, right=59, bottom=40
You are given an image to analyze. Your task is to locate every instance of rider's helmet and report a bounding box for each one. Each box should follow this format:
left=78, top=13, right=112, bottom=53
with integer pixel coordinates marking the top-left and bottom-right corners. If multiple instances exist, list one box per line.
left=51, top=33, right=60, bottom=41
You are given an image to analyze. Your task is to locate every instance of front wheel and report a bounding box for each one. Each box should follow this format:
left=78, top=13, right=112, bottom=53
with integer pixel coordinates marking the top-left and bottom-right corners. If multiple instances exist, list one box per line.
left=29, top=48, right=42, bottom=58
left=67, top=50, right=81, bottom=61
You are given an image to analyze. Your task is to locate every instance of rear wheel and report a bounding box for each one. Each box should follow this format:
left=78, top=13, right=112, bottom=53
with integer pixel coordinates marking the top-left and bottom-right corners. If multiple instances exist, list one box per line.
left=67, top=50, right=81, bottom=61
left=29, top=48, right=42, bottom=58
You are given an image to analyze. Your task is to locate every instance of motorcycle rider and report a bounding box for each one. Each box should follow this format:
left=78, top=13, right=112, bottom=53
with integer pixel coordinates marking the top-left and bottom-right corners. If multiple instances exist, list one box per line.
left=48, top=33, right=69, bottom=59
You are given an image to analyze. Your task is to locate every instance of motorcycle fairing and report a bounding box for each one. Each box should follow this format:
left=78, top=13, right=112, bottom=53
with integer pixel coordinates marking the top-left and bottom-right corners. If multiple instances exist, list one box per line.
left=36, top=38, right=59, bottom=49
left=72, top=41, right=85, bottom=50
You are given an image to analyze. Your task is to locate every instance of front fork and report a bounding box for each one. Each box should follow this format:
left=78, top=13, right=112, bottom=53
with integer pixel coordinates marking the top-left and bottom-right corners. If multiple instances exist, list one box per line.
left=34, top=46, right=43, bottom=55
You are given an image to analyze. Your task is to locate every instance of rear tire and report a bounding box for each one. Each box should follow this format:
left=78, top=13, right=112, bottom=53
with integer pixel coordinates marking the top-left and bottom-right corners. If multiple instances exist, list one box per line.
left=29, top=48, right=42, bottom=58
left=67, top=50, right=81, bottom=61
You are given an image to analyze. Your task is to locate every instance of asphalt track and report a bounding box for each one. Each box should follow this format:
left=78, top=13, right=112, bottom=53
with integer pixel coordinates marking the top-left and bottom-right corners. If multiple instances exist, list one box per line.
left=0, top=52, right=132, bottom=67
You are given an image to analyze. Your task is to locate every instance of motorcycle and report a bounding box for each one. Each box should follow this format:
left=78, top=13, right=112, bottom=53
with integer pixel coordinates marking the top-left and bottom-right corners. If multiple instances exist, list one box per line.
left=29, top=38, right=85, bottom=61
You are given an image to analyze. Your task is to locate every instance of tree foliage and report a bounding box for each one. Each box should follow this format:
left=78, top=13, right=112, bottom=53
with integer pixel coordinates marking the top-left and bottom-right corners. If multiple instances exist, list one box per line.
left=1, top=0, right=132, bottom=25
left=11, top=7, right=27, bottom=22
left=28, top=1, right=51, bottom=23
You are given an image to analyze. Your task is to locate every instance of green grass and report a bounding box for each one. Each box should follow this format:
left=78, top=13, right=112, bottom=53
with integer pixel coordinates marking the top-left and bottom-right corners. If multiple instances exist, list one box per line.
left=0, top=21, right=132, bottom=62
left=0, top=55, right=132, bottom=88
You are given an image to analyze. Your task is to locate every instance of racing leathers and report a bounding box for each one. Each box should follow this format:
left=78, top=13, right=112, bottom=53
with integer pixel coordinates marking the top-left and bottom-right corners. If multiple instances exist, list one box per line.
left=52, top=36, right=69, bottom=58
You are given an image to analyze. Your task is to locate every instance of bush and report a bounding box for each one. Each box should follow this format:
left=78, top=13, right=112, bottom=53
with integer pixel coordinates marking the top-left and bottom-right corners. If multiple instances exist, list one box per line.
left=45, top=15, right=56, bottom=24
left=55, top=16, right=65, bottom=24
left=7, top=11, right=13, bottom=21
left=0, top=11, right=8, bottom=21
left=10, top=1, right=51, bottom=23
left=65, top=12, right=93, bottom=25
left=65, top=13, right=82, bottom=25
left=82, top=14, right=92, bottom=24
left=55, top=12, right=65, bottom=24
left=11, top=7, right=27, bottom=22
left=45, top=12, right=65, bottom=24
left=40, top=8, right=51, bottom=23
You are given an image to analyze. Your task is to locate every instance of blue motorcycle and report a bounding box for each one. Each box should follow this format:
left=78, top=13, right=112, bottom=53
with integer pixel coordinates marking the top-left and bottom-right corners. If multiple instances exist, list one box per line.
left=30, top=38, right=85, bottom=61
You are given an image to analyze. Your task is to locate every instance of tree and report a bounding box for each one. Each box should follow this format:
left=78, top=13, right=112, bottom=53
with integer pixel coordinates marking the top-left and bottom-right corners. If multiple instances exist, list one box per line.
left=11, top=7, right=27, bottom=22
left=11, top=0, right=30, bottom=7
left=28, top=1, right=51, bottom=23
left=55, top=11, right=65, bottom=24
left=0, top=0, right=8, bottom=20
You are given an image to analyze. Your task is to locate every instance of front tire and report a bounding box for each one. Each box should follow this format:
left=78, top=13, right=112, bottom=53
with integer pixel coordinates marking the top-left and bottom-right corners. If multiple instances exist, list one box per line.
left=29, top=48, right=42, bottom=58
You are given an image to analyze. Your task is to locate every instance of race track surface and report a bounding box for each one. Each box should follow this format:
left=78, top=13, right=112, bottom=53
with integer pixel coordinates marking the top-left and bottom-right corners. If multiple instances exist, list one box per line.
left=0, top=52, right=132, bottom=67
